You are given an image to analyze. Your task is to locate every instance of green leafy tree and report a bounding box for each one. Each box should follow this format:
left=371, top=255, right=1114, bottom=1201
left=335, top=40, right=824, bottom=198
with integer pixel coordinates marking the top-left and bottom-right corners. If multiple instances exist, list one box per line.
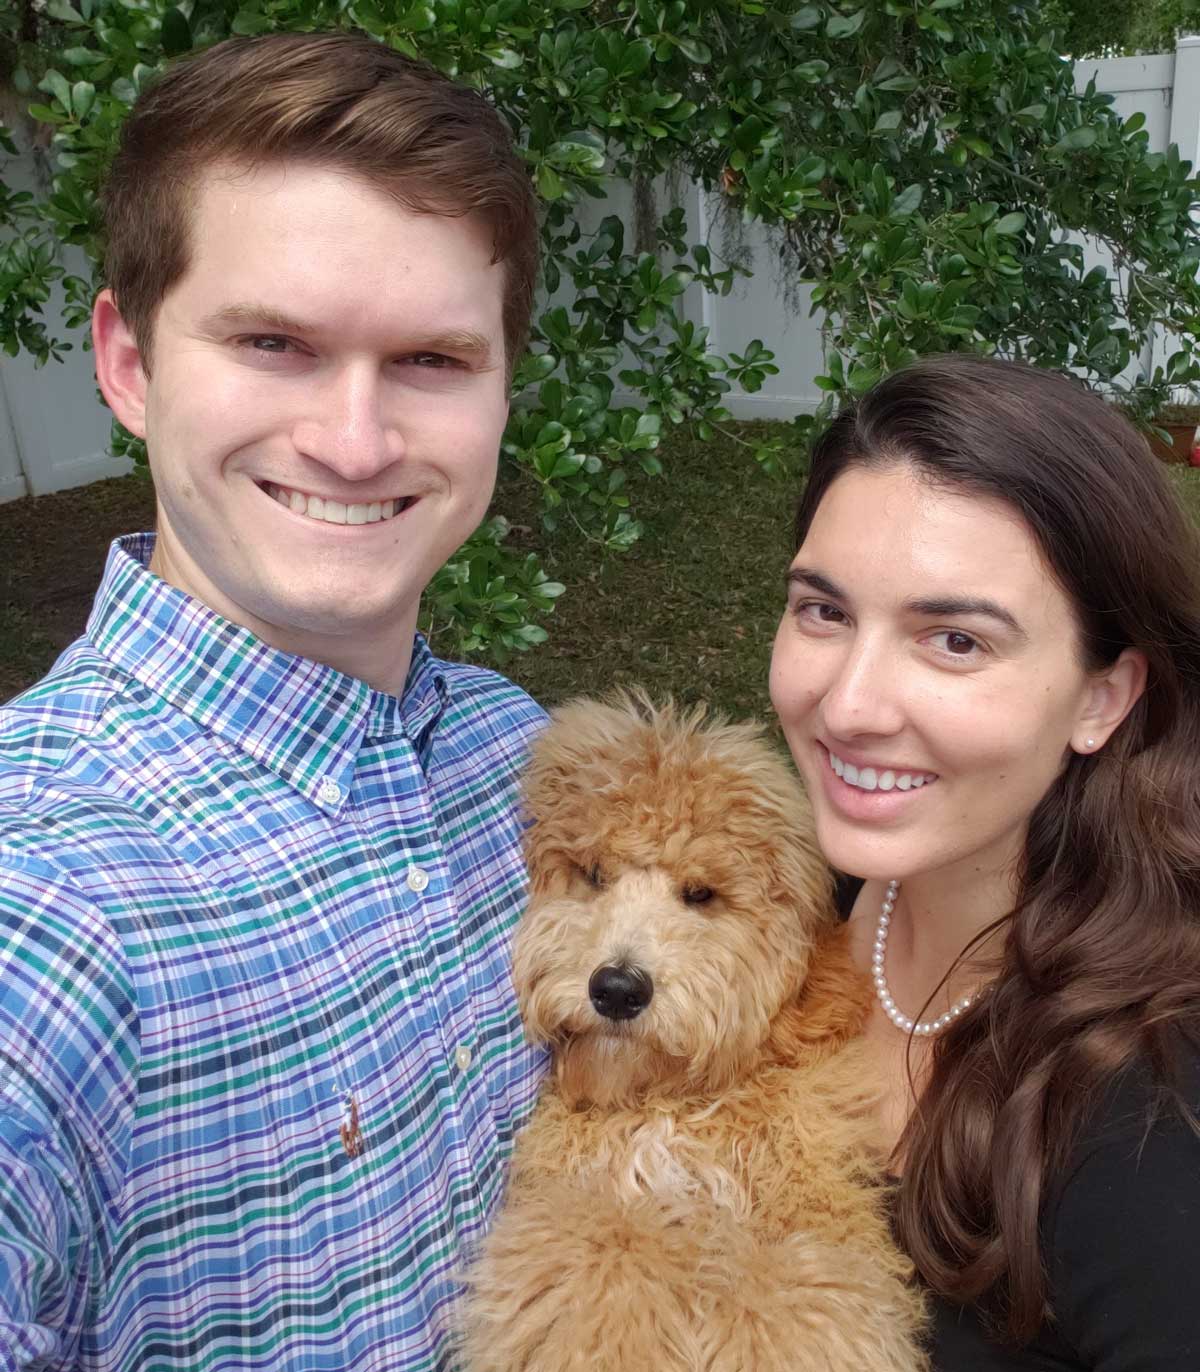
left=1043, top=0, right=1199, bottom=57
left=4, top=0, right=1200, bottom=663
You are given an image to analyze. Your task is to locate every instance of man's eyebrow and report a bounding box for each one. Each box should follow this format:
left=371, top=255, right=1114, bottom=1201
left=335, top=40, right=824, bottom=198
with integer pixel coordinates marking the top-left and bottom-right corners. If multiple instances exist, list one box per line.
left=786, top=567, right=1027, bottom=638
left=198, top=305, right=496, bottom=358
left=199, top=303, right=321, bottom=335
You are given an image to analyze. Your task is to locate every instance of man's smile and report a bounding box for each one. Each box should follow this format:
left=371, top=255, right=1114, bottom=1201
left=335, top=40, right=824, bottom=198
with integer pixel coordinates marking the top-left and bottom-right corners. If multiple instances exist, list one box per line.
left=260, top=480, right=418, bottom=526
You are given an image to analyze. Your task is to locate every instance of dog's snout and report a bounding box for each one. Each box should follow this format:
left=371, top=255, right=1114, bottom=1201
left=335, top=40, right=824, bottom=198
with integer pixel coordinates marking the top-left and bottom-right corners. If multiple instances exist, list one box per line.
left=588, top=964, right=654, bottom=1021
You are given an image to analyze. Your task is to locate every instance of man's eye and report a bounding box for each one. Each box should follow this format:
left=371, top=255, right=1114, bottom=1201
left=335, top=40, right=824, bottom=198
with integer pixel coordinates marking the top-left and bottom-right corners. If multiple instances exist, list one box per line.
left=246, top=335, right=293, bottom=353
left=407, top=352, right=456, bottom=368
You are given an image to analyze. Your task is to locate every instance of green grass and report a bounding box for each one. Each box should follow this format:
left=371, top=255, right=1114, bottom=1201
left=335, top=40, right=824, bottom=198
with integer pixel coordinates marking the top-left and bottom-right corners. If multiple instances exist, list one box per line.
left=0, top=603, right=58, bottom=702
left=487, top=423, right=805, bottom=723
left=3, top=424, right=1200, bottom=718
left=1166, top=465, right=1200, bottom=527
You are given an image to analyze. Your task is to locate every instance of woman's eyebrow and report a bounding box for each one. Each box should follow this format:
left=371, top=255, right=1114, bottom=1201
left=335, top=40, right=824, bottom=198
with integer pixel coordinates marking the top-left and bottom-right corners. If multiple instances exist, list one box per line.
left=785, top=566, right=845, bottom=599
left=787, top=567, right=1028, bottom=640
left=905, top=594, right=1028, bottom=639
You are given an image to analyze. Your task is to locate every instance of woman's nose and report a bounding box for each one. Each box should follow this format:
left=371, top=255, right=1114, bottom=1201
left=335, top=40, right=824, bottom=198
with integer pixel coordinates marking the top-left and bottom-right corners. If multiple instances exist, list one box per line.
left=819, top=636, right=906, bottom=740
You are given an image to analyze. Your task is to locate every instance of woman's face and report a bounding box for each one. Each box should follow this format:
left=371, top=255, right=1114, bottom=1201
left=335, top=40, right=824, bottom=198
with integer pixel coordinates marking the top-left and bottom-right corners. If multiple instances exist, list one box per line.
left=770, top=462, right=1103, bottom=886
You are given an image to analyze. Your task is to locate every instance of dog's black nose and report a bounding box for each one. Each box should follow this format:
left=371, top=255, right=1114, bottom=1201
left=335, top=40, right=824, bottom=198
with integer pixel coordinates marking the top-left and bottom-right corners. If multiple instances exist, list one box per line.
left=588, top=964, right=653, bottom=1021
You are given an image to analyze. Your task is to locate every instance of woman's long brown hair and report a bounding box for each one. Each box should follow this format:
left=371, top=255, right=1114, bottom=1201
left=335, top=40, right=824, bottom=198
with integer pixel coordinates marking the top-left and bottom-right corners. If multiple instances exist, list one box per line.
left=793, top=354, right=1200, bottom=1342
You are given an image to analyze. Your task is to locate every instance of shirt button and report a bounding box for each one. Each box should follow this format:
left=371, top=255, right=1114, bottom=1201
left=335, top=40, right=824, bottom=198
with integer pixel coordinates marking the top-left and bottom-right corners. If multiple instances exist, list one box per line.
left=317, top=778, right=342, bottom=805
left=454, top=1045, right=473, bottom=1071
left=406, top=866, right=429, bottom=893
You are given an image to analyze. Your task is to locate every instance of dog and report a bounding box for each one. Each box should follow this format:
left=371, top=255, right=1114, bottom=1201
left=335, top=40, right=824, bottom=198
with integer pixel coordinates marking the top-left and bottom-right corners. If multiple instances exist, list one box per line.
left=461, top=696, right=927, bottom=1371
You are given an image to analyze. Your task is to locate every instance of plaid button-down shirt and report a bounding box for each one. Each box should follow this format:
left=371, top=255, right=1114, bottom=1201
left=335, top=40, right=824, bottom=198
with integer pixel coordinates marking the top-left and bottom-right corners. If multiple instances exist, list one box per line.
left=0, top=534, right=548, bottom=1372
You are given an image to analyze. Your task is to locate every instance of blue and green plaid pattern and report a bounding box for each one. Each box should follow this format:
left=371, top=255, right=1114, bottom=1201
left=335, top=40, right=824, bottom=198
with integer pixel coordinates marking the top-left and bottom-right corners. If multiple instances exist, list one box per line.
left=0, top=535, right=548, bottom=1371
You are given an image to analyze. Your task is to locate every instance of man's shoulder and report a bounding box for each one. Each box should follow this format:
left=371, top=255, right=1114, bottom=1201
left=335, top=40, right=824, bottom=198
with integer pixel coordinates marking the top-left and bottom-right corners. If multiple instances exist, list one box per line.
left=434, top=655, right=548, bottom=744
left=0, top=636, right=126, bottom=791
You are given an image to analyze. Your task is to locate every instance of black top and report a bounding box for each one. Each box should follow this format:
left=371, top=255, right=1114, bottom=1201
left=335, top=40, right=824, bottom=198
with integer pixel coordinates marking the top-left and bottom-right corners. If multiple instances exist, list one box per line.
left=928, top=1060, right=1200, bottom=1370
left=834, top=877, right=1200, bottom=1369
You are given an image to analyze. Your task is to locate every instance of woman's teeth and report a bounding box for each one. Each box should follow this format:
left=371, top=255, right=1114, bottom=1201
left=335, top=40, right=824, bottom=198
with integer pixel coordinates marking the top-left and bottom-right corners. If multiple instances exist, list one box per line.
left=265, top=483, right=411, bottom=525
left=828, top=751, right=937, bottom=792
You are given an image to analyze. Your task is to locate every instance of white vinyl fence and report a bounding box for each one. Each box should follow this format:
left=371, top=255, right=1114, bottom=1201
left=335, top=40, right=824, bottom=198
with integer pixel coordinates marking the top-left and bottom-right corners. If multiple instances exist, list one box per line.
left=1, top=37, right=1198, bottom=500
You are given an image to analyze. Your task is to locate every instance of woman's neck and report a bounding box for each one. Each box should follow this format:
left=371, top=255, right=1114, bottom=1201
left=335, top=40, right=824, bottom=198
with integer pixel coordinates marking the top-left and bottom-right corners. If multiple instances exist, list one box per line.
left=860, top=860, right=1016, bottom=1014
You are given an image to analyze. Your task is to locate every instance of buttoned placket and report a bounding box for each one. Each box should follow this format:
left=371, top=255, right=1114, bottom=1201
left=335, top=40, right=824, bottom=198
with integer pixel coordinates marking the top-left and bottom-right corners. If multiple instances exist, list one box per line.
left=346, top=720, right=492, bottom=1232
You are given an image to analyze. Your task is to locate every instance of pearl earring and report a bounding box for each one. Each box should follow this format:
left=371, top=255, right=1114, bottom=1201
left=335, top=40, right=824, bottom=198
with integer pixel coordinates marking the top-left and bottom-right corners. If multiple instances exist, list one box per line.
left=1085, top=738, right=1096, bottom=749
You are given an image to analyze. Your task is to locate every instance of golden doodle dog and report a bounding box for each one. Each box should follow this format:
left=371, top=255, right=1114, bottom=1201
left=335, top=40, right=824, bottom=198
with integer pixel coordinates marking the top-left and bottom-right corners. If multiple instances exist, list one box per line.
left=462, top=696, right=926, bottom=1372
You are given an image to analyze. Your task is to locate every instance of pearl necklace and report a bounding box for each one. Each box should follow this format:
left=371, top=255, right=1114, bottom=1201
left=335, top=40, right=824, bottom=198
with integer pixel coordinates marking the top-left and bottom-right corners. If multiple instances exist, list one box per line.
left=871, top=881, right=976, bottom=1037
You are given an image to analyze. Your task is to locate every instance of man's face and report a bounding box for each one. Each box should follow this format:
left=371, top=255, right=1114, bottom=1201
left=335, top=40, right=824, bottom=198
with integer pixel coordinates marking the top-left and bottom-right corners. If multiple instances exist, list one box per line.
left=116, top=161, right=510, bottom=681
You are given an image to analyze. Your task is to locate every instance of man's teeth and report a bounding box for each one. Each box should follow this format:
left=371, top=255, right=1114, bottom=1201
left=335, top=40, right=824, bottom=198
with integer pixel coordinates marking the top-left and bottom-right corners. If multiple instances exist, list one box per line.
left=266, top=483, right=409, bottom=525
left=828, top=751, right=937, bottom=792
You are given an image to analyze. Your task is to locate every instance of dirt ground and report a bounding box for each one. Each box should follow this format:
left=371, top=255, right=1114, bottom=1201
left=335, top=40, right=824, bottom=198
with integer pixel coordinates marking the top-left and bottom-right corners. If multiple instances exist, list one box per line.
left=0, top=475, right=157, bottom=699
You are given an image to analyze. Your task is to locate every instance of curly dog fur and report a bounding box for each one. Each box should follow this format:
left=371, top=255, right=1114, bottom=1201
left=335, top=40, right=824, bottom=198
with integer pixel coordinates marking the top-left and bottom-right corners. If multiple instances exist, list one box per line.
left=461, top=696, right=927, bottom=1371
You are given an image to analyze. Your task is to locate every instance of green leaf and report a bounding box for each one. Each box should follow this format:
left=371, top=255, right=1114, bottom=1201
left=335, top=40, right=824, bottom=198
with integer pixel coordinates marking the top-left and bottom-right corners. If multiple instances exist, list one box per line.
left=44, top=0, right=84, bottom=22
left=877, top=74, right=918, bottom=92
left=39, top=68, right=73, bottom=113
left=891, top=183, right=924, bottom=217
left=230, top=10, right=273, bottom=35
left=674, top=36, right=712, bottom=64
left=402, top=3, right=437, bottom=30
left=535, top=165, right=565, bottom=199
left=620, top=40, right=654, bottom=78
left=60, top=47, right=107, bottom=67
left=25, top=103, right=63, bottom=125
left=1050, top=126, right=1098, bottom=156
left=994, top=211, right=1026, bottom=236
left=872, top=109, right=902, bottom=134
left=484, top=47, right=522, bottom=69
left=160, top=7, right=192, bottom=56
left=70, top=81, right=95, bottom=120
left=826, top=9, right=866, bottom=38
left=790, top=4, right=823, bottom=28
left=847, top=363, right=881, bottom=393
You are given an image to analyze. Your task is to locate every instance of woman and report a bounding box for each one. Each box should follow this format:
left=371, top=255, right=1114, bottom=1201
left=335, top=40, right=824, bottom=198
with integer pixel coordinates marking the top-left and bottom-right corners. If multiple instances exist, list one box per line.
left=770, top=353, right=1200, bottom=1369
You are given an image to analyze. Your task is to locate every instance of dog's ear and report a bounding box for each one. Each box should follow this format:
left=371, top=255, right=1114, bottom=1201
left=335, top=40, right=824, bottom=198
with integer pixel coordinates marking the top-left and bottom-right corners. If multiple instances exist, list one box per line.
left=767, top=925, right=872, bottom=1064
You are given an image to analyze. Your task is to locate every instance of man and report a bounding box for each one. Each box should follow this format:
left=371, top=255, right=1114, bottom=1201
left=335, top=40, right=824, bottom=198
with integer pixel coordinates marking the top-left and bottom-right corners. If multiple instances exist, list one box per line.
left=0, top=31, right=547, bottom=1370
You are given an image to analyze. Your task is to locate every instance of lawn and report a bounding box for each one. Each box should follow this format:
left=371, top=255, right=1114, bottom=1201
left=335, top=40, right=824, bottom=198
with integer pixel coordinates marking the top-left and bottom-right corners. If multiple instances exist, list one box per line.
left=3, top=424, right=1200, bottom=716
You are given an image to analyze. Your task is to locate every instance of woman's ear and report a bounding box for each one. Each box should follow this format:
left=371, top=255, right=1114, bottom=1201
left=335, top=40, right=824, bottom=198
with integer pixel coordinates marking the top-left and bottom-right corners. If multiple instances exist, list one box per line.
left=92, top=289, right=148, bottom=438
left=1072, top=648, right=1148, bottom=754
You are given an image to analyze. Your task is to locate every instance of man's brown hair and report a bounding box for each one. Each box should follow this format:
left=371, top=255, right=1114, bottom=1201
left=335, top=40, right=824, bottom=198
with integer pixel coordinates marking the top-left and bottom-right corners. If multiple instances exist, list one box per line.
left=101, top=30, right=539, bottom=373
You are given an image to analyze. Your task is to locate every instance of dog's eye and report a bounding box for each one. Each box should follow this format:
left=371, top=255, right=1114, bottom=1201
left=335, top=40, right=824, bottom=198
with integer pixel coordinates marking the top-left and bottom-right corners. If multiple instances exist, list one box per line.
left=575, top=862, right=604, bottom=888
left=682, top=883, right=715, bottom=906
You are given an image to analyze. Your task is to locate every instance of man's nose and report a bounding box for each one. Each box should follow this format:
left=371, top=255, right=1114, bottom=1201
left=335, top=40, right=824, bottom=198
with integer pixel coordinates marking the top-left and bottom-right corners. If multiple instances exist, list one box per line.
left=291, top=364, right=403, bottom=480
left=820, top=635, right=905, bottom=740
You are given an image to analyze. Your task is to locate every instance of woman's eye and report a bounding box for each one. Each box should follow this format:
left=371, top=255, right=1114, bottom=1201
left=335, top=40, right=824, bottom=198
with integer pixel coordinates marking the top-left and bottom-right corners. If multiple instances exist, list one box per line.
left=929, top=629, right=983, bottom=657
left=795, top=600, right=848, bottom=627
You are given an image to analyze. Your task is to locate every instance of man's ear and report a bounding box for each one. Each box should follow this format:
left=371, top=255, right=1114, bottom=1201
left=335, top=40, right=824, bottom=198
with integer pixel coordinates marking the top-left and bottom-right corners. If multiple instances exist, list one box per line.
left=1072, top=648, right=1148, bottom=755
left=92, top=288, right=148, bottom=438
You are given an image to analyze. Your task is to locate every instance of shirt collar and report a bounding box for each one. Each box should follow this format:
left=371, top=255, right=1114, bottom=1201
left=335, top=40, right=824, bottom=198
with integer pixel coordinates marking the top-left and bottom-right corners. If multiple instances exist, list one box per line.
left=87, top=535, right=450, bottom=811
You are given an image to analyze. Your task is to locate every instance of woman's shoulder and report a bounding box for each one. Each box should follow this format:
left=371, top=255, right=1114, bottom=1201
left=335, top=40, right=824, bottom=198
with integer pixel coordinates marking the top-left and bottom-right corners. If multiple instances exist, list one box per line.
left=1043, top=1038, right=1200, bottom=1369
left=1057, top=1037, right=1200, bottom=1173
